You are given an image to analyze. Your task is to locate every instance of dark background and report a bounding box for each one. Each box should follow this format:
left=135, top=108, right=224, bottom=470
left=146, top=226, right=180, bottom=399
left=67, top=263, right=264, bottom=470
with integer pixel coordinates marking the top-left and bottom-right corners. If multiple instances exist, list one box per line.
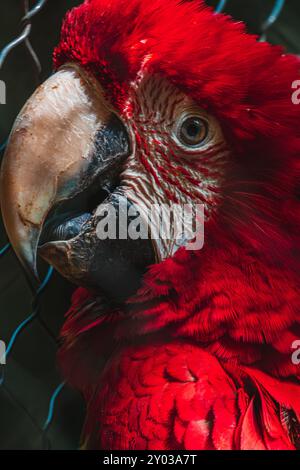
left=0, top=0, right=299, bottom=450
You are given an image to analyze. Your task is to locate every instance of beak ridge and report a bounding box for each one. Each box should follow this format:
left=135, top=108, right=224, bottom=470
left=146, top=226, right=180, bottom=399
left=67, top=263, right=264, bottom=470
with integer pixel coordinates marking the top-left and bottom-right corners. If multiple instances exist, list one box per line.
left=0, top=63, right=128, bottom=281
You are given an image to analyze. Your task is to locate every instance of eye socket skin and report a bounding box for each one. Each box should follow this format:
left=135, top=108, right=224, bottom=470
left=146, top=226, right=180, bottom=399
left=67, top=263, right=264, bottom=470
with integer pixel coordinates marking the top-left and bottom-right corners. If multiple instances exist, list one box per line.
left=177, top=116, right=209, bottom=147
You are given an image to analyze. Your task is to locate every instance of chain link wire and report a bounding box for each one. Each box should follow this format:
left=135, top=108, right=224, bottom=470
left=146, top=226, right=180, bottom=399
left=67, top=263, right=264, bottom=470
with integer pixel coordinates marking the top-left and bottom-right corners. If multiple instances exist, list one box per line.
left=0, top=0, right=288, bottom=450
left=0, top=0, right=65, bottom=449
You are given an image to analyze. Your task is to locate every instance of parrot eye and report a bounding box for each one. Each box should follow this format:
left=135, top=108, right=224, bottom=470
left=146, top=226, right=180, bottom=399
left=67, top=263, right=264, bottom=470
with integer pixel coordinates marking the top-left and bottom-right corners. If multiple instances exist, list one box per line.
left=178, top=116, right=208, bottom=147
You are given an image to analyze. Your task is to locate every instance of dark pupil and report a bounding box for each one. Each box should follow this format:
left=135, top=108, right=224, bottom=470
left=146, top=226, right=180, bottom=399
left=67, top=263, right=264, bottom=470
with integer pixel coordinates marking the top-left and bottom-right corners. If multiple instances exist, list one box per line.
left=181, top=117, right=207, bottom=145
left=186, top=120, right=201, bottom=138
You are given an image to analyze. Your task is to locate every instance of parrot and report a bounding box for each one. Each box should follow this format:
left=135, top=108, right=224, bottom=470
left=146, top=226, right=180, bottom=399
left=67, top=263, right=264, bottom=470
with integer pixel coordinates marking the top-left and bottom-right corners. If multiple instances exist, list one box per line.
left=0, top=0, right=300, bottom=450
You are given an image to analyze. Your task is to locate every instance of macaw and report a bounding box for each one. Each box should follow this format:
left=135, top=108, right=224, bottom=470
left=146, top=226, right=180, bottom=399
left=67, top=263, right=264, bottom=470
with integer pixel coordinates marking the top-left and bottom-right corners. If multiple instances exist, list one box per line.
left=0, top=0, right=299, bottom=450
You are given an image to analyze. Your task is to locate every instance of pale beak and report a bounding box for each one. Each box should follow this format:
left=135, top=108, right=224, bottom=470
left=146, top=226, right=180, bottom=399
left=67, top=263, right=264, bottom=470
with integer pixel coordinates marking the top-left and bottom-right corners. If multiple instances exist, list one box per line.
left=0, top=63, right=155, bottom=299
left=0, top=64, right=128, bottom=281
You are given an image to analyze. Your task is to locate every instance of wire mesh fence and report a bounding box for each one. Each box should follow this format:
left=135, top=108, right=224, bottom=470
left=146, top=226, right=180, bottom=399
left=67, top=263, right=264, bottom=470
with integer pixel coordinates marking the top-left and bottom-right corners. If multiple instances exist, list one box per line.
left=0, top=0, right=84, bottom=450
left=0, top=0, right=297, bottom=450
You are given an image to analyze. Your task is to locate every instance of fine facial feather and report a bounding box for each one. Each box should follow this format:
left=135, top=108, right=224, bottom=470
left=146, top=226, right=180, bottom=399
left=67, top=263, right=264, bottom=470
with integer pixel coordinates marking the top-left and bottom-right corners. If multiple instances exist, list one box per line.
left=121, top=73, right=229, bottom=259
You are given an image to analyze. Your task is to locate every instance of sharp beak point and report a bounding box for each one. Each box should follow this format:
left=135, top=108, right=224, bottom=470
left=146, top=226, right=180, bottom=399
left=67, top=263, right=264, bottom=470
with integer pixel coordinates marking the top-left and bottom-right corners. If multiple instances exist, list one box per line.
left=0, top=63, right=129, bottom=283
left=0, top=124, right=50, bottom=282
left=15, top=227, right=40, bottom=283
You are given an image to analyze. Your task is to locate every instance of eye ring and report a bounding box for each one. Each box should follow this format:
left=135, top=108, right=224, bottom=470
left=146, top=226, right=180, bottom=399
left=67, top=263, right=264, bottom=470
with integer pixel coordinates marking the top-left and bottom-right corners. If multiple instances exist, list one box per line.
left=177, top=116, right=209, bottom=147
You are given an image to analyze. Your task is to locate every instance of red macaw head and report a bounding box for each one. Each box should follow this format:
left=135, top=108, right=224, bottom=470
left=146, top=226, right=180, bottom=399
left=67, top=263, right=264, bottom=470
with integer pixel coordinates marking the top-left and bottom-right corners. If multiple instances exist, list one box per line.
left=1, top=0, right=299, bottom=308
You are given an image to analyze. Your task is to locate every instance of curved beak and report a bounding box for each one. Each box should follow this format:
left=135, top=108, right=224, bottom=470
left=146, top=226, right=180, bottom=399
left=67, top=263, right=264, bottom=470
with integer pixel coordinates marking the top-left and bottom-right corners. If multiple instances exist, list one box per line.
left=0, top=64, right=130, bottom=283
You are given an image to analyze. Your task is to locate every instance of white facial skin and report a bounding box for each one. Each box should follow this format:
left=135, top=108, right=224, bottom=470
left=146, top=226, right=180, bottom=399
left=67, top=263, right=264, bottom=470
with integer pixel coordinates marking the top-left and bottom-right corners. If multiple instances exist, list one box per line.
left=120, top=73, right=230, bottom=259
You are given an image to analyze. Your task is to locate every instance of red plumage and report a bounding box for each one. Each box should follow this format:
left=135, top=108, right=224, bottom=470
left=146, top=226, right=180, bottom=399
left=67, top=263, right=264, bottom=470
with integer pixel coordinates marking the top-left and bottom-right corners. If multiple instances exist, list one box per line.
left=54, top=0, right=300, bottom=449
